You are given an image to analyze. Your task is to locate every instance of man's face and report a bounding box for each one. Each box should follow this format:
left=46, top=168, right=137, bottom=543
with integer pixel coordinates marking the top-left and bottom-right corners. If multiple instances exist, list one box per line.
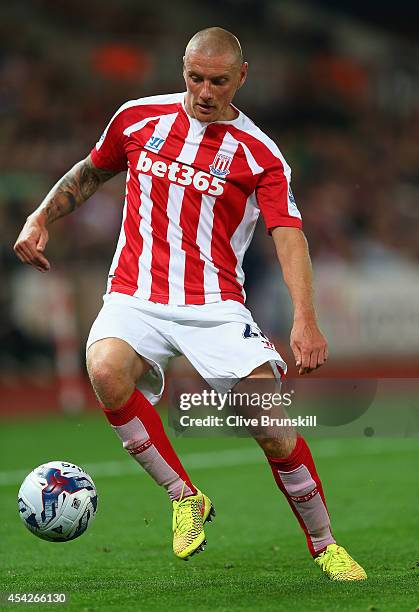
left=183, top=50, right=247, bottom=122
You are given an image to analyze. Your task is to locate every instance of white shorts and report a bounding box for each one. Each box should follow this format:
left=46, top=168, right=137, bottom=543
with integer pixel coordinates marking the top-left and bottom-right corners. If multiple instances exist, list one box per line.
left=86, top=292, right=287, bottom=405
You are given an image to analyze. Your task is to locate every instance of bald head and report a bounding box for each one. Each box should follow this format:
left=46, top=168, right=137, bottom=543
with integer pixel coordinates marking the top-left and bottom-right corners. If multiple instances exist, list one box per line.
left=183, top=27, right=248, bottom=122
left=185, top=27, right=243, bottom=67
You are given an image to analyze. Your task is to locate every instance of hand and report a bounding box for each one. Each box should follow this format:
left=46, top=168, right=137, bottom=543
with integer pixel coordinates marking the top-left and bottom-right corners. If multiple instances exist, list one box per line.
left=290, top=318, right=328, bottom=375
left=14, top=214, right=50, bottom=273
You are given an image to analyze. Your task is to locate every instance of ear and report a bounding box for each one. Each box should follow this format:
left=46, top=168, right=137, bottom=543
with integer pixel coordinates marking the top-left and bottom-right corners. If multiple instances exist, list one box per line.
left=238, top=62, right=248, bottom=90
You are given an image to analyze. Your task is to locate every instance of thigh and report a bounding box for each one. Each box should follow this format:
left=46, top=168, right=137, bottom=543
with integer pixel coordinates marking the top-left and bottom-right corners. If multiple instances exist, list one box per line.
left=86, top=337, right=149, bottom=380
left=86, top=337, right=149, bottom=407
left=171, top=301, right=287, bottom=390
left=87, top=293, right=178, bottom=404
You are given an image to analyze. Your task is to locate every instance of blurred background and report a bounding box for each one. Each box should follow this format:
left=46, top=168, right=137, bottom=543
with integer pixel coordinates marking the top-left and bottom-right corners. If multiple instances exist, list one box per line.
left=1, top=0, right=419, bottom=415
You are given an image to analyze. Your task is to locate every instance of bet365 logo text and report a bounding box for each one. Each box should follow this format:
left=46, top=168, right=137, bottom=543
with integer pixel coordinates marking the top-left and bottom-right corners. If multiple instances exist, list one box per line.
left=136, top=151, right=225, bottom=196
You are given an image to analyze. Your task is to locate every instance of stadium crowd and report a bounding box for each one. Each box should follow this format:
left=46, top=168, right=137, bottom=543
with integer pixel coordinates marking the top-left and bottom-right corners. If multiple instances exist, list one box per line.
left=2, top=0, right=419, bottom=373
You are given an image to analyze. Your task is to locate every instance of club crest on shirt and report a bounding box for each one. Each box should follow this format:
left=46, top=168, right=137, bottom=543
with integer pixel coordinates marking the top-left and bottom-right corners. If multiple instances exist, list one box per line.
left=209, top=152, right=233, bottom=178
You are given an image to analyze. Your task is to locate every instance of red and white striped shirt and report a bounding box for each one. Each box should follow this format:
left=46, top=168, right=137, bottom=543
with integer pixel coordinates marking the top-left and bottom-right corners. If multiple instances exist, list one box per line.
left=90, top=92, right=302, bottom=305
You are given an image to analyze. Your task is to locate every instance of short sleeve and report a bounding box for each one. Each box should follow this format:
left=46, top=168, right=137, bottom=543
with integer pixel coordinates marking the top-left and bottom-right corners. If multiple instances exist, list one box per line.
left=256, top=158, right=302, bottom=232
left=90, top=105, right=128, bottom=172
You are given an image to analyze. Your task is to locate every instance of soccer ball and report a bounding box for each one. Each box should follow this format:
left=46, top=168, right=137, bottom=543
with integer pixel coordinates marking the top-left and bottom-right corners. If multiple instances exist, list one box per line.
left=18, top=461, right=98, bottom=542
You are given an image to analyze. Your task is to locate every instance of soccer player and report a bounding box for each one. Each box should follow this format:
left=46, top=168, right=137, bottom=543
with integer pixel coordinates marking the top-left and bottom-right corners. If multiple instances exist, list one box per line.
left=14, top=27, right=366, bottom=580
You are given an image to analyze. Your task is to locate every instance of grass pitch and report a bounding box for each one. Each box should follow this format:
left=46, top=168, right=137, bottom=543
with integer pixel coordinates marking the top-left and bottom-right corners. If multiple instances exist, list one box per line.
left=0, top=412, right=418, bottom=611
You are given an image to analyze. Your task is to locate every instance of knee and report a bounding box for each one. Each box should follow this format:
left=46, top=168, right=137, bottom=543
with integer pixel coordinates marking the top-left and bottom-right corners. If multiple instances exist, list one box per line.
left=86, top=347, right=135, bottom=410
left=258, top=433, right=297, bottom=459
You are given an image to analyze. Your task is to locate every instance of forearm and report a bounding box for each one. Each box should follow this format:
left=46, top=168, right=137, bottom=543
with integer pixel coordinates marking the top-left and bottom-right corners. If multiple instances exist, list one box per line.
left=31, top=155, right=117, bottom=226
left=272, top=227, right=317, bottom=321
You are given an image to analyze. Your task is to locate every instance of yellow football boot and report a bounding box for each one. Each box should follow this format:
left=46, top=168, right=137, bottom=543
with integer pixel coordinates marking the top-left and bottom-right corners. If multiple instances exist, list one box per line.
left=315, top=544, right=367, bottom=581
left=172, top=488, right=215, bottom=560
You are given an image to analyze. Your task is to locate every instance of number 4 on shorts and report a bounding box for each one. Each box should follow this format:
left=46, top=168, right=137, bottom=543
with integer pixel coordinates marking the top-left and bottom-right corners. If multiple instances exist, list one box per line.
left=243, top=323, right=260, bottom=339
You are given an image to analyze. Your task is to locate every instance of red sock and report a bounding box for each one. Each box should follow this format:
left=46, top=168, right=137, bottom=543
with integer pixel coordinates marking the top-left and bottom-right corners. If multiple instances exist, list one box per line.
left=266, top=435, right=335, bottom=557
left=102, top=389, right=197, bottom=501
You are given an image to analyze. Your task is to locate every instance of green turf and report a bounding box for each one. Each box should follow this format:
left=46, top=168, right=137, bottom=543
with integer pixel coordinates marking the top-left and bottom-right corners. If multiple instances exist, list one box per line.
left=0, top=413, right=418, bottom=611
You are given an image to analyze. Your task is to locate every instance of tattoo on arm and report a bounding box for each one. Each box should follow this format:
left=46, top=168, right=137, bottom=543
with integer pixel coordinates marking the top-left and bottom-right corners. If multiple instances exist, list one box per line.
left=40, top=157, right=118, bottom=224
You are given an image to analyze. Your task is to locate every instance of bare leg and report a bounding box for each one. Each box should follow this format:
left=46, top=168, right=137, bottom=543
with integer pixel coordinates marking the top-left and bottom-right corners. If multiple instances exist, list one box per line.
left=237, top=362, right=335, bottom=557
left=87, top=337, right=148, bottom=408
left=87, top=338, right=197, bottom=500
left=234, top=362, right=297, bottom=457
